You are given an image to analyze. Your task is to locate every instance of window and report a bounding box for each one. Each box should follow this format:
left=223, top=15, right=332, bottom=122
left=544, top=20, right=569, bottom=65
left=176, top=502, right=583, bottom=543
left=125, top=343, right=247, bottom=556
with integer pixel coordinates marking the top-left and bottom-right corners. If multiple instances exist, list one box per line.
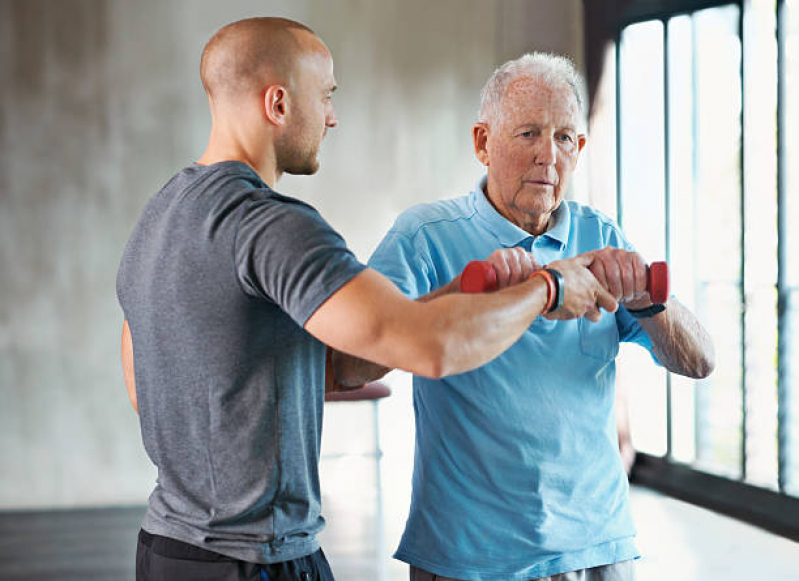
left=597, top=0, right=799, bottom=530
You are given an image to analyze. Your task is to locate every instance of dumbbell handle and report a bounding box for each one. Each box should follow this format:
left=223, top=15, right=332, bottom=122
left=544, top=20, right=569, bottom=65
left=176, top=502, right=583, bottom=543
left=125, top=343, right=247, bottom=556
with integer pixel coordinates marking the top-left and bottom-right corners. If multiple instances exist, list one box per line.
left=460, top=260, right=670, bottom=304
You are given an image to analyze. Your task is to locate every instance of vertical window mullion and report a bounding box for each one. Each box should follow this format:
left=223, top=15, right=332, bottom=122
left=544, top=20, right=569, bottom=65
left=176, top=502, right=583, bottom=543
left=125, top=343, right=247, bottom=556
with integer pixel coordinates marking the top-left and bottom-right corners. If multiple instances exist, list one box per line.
left=663, top=18, right=674, bottom=460
left=776, top=0, right=789, bottom=494
left=738, top=0, right=748, bottom=483
left=691, top=14, right=702, bottom=463
left=615, top=30, right=624, bottom=229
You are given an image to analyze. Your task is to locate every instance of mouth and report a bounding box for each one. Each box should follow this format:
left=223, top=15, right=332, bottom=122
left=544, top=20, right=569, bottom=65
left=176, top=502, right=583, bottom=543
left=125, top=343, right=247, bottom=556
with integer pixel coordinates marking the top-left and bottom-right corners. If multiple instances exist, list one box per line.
left=523, top=179, right=555, bottom=188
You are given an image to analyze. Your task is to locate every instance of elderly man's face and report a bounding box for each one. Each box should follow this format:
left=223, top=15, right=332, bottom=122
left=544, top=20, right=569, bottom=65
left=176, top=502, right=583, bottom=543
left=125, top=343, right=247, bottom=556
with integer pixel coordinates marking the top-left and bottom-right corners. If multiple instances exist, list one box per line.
left=474, top=77, right=585, bottom=235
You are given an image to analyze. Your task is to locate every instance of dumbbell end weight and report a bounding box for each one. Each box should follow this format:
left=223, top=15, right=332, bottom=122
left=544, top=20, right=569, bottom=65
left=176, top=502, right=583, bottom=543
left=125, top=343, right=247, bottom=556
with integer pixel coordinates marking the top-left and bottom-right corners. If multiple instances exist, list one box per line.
left=647, top=261, right=669, bottom=304
left=460, top=261, right=499, bottom=293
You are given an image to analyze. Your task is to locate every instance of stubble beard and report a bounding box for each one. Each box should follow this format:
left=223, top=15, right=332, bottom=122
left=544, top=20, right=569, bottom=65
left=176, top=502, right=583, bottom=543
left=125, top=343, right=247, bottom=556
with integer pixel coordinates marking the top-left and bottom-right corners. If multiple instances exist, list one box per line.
left=276, top=118, right=322, bottom=176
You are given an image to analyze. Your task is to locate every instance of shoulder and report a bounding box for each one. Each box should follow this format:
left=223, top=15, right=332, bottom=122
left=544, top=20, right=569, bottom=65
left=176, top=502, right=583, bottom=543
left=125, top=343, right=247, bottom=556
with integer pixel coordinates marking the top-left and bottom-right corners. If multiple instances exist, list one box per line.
left=565, top=201, right=628, bottom=247
left=387, top=195, right=476, bottom=241
left=566, top=201, right=619, bottom=230
left=187, top=161, right=321, bottom=218
left=246, top=188, right=319, bottom=215
left=238, top=183, right=330, bottom=232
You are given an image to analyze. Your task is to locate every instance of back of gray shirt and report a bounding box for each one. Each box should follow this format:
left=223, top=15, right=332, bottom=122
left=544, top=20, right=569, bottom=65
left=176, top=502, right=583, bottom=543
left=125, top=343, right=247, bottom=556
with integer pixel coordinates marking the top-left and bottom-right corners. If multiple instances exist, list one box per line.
left=116, top=161, right=365, bottom=564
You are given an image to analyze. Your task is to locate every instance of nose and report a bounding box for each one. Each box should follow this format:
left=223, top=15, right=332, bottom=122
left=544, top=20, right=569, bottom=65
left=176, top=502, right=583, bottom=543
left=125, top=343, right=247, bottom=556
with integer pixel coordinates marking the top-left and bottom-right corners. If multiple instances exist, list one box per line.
left=534, top=134, right=556, bottom=166
left=326, top=105, right=338, bottom=129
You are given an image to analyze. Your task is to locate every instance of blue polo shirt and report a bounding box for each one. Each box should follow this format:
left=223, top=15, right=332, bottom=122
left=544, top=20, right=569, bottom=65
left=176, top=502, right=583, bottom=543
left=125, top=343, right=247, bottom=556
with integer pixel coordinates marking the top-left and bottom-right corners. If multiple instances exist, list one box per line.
left=368, top=179, right=657, bottom=580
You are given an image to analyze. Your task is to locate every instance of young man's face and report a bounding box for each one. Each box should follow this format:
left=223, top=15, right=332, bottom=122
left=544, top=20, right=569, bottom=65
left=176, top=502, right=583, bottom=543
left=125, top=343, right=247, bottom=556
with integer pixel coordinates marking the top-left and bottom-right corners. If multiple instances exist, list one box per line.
left=278, top=44, right=338, bottom=176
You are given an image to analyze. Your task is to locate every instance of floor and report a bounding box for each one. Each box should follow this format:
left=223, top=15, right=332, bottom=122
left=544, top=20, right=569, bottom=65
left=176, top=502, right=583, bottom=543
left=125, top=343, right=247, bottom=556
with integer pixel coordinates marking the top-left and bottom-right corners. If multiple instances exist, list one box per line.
left=6, top=379, right=798, bottom=579
left=3, top=458, right=798, bottom=580
left=0, top=505, right=142, bottom=580
left=319, top=455, right=799, bottom=581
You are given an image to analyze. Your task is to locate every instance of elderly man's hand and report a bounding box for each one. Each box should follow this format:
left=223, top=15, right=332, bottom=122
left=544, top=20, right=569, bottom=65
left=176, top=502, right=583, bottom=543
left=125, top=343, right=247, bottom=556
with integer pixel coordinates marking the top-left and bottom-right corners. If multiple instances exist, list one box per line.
left=585, top=247, right=652, bottom=310
left=544, top=255, right=618, bottom=322
left=485, top=248, right=541, bottom=289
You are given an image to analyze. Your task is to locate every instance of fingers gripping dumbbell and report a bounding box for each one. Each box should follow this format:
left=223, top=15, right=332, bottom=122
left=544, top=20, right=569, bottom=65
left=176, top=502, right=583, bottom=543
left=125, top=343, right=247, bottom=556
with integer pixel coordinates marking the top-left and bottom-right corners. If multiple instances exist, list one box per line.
left=459, top=259, right=670, bottom=304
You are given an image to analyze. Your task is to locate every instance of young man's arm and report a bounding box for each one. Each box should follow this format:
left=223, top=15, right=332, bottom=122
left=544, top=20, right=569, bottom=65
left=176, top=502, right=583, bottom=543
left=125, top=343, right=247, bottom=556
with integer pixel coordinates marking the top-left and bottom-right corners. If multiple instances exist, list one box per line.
left=329, top=247, right=541, bottom=387
left=328, top=277, right=461, bottom=388
left=329, top=275, right=461, bottom=389
left=306, top=255, right=616, bottom=380
left=121, top=320, right=138, bottom=414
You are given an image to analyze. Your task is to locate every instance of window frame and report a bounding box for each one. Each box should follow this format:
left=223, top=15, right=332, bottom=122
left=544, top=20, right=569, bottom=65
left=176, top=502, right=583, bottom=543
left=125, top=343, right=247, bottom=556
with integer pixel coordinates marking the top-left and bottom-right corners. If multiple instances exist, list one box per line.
left=589, top=0, right=799, bottom=539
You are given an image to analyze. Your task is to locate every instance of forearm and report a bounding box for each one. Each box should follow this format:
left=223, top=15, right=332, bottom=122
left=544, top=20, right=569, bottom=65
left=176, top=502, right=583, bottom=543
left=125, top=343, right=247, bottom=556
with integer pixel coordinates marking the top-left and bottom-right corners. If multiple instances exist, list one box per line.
left=401, top=276, right=551, bottom=377
left=331, top=276, right=463, bottom=386
left=637, top=299, right=715, bottom=378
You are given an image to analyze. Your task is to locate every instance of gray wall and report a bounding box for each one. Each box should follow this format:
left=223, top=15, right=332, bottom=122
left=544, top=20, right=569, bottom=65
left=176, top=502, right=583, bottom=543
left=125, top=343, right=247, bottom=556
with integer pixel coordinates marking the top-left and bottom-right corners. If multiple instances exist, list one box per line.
left=0, top=0, right=584, bottom=509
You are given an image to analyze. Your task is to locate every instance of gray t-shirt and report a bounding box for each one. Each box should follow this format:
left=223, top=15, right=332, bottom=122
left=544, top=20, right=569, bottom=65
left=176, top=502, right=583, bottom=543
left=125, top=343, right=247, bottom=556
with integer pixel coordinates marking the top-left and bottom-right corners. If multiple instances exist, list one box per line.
left=116, top=161, right=365, bottom=564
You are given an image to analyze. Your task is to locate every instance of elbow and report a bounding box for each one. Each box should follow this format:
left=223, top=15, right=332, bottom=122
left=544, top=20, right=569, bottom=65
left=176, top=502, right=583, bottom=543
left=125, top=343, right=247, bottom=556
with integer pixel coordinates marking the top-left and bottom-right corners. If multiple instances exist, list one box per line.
left=409, top=335, right=452, bottom=379
left=414, top=348, right=448, bottom=379
left=423, top=361, right=447, bottom=380
left=381, top=305, right=464, bottom=379
left=688, top=344, right=716, bottom=379
left=413, top=329, right=470, bottom=379
left=694, top=352, right=715, bottom=379
left=690, top=325, right=716, bottom=379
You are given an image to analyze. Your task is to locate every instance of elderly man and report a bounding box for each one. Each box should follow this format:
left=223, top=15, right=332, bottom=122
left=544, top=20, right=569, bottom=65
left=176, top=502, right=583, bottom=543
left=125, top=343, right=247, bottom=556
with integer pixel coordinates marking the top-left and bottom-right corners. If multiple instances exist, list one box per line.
left=118, top=20, right=617, bottom=581
left=340, top=53, right=714, bottom=580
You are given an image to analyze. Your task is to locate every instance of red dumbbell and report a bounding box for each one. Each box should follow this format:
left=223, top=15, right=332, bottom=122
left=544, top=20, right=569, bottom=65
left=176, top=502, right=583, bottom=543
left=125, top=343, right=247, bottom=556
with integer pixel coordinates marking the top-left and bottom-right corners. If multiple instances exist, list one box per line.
left=460, top=260, right=670, bottom=304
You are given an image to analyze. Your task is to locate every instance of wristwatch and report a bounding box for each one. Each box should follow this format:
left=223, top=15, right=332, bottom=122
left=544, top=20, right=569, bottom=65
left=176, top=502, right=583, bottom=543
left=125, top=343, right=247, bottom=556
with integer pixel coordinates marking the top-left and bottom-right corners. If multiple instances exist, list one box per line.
left=543, top=268, right=564, bottom=312
left=626, top=303, right=666, bottom=319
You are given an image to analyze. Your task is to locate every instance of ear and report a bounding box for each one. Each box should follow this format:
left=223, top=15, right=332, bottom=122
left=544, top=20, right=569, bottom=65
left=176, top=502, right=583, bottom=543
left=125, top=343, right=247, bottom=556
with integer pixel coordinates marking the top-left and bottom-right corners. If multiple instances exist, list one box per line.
left=264, top=85, right=289, bottom=126
left=577, top=134, right=587, bottom=154
left=472, top=123, right=490, bottom=166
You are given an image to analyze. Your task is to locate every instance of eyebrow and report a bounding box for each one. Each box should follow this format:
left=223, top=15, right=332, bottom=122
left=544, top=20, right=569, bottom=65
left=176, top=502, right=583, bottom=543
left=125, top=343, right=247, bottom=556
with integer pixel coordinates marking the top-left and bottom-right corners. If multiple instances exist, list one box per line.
left=515, top=123, right=578, bottom=133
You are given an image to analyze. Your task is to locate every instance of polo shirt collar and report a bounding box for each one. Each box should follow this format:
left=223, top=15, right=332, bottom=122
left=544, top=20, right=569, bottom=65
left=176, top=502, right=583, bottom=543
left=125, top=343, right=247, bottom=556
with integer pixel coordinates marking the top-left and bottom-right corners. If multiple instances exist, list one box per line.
left=471, top=176, right=570, bottom=250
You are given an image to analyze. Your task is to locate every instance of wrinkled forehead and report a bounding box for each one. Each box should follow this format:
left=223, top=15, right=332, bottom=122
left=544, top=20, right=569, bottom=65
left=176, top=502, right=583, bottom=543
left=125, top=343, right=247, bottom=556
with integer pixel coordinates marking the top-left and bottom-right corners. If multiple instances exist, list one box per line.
left=501, top=76, right=581, bottom=128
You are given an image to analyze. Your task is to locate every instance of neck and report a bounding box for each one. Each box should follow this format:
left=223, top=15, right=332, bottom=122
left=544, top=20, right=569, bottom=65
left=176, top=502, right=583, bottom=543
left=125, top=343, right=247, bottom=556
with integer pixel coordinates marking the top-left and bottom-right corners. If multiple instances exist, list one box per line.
left=196, top=118, right=280, bottom=188
left=483, top=183, right=551, bottom=236
left=518, top=216, right=550, bottom=237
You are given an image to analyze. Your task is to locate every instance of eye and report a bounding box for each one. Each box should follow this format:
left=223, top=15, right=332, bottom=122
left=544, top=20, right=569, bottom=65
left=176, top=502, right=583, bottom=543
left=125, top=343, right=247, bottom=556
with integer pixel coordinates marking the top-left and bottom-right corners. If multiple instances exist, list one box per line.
left=557, top=133, right=575, bottom=143
left=519, top=130, right=535, bottom=138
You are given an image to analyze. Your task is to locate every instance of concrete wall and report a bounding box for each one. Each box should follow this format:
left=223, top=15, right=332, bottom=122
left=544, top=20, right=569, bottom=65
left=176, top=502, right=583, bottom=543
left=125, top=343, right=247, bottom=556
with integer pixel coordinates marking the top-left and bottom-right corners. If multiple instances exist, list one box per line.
left=0, top=0, right=584, bottom=509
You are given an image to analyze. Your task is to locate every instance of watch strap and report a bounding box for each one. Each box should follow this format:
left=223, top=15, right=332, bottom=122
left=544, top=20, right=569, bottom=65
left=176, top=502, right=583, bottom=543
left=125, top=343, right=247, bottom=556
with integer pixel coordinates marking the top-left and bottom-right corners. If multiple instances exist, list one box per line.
left=543, top=268, right=564, bottom=312
left=626, top=303, right=666, bottom=319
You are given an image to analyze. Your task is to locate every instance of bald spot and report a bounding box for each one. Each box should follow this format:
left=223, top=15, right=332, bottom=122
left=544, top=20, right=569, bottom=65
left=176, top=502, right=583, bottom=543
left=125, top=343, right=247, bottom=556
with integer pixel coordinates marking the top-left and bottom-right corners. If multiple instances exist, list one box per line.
left=200, top=17, right=319, bottom=101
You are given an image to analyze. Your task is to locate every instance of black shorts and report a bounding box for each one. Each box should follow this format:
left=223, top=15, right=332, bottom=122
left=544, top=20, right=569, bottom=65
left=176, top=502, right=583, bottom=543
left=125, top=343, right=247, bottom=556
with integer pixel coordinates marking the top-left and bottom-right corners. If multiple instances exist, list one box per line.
left=136, top=529, right=335, bottom=581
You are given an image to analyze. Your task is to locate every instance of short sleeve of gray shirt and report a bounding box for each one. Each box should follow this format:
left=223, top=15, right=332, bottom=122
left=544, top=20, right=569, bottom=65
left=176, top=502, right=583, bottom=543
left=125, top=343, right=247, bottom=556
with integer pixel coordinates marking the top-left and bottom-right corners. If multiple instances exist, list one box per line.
left=235, top=183, right=365, bottom=326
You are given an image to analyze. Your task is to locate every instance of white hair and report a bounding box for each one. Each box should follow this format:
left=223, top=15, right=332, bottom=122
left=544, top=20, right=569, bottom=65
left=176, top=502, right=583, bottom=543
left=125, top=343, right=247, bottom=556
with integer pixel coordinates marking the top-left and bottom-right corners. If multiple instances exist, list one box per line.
left=478, top=52, right=586, bottom=126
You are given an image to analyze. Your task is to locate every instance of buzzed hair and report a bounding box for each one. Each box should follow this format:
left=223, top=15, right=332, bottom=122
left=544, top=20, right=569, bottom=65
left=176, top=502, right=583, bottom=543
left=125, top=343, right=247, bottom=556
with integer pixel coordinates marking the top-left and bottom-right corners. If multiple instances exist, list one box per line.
left=479, top=52, right=586, bottom=126
left=200, top=17, right=316, bottom=100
